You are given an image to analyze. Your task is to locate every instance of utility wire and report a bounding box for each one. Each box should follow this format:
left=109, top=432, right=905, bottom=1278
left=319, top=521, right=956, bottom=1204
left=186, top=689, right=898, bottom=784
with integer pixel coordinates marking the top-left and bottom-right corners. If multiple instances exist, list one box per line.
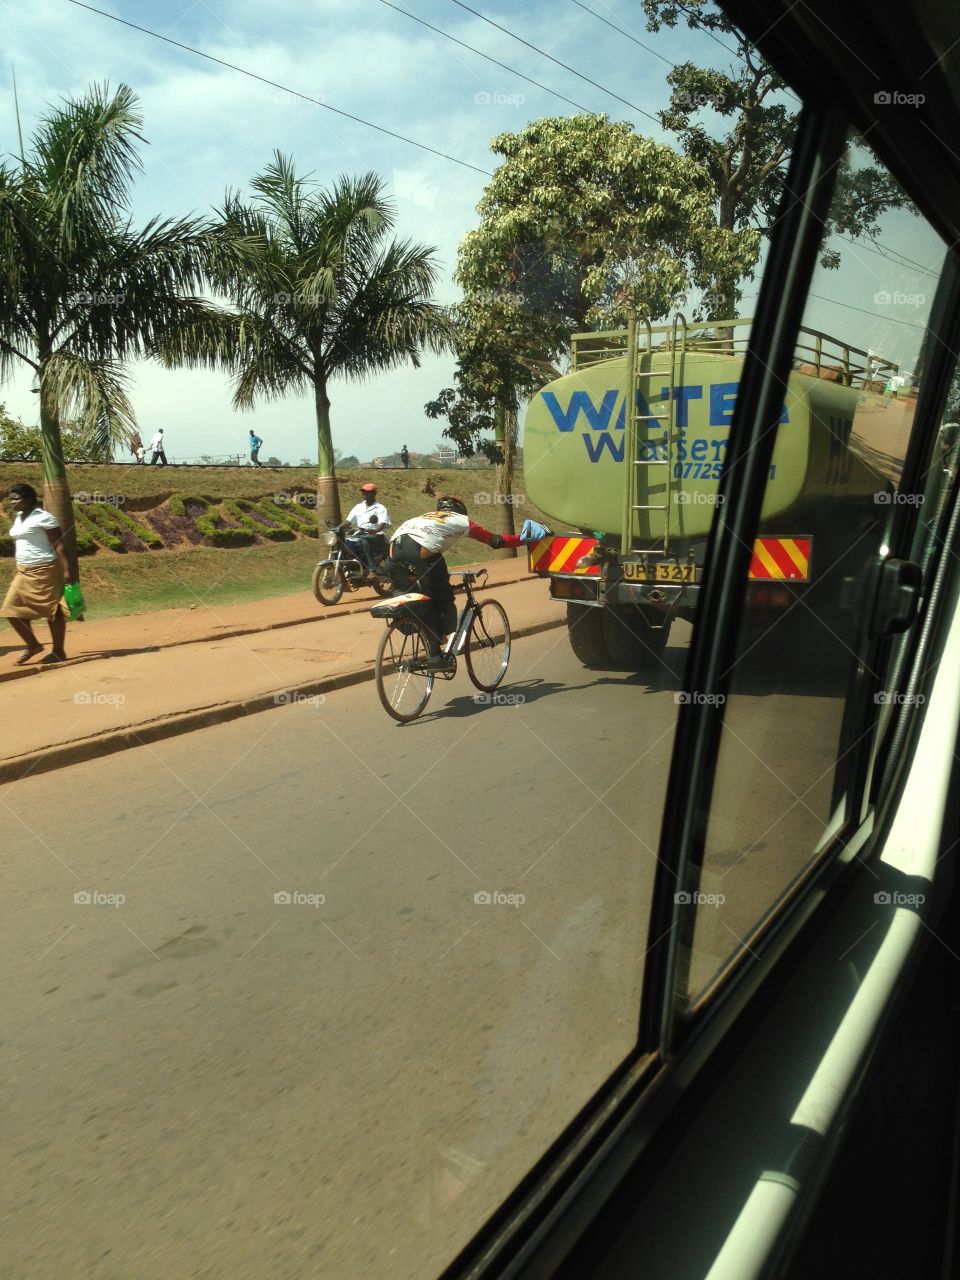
left=62, top=0, right=945, bottom=287
left=808, top=291, right=928, bottom=331
left=569, top=0, right=674, bottom=68
left=445, top=0, right=662, bottom=124
left=376, top=0, right=597, bottom=116
left=65, top=0, right=494, bottom=177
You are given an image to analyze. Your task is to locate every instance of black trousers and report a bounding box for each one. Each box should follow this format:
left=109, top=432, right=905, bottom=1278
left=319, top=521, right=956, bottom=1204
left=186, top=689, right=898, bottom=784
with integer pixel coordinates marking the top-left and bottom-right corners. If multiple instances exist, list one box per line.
left=388, top=534, right=457, bottom=652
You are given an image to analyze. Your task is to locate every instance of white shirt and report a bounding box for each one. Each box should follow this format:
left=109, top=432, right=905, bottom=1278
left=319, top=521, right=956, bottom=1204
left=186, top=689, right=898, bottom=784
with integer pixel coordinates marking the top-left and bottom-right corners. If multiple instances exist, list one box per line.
left=346, top=500, right=390, bottom=531
left=150, top=432, right=164, bottom=450
left=391, top=510, right=469, bottom=554
left=9, top=507, right=59, bottom=566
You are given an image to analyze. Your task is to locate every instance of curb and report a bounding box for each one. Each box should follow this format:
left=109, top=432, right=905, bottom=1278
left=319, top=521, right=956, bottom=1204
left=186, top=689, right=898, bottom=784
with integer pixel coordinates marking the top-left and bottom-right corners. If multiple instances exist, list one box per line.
left=0, top=615, right=565, bottom=786
left=0, top=571, right=540, bottom=686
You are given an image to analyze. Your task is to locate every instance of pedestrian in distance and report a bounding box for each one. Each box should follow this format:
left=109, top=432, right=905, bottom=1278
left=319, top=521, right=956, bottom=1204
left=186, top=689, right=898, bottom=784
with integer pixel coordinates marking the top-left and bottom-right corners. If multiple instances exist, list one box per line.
left=149, top=428, right=167, bottom=465
left=1, top=483, right=73, bottom=664
left=249, top=430, right=263, bottom=467
left=400, top=444, right=410, bottom=469
left=135, top=445, right=146, bottom=465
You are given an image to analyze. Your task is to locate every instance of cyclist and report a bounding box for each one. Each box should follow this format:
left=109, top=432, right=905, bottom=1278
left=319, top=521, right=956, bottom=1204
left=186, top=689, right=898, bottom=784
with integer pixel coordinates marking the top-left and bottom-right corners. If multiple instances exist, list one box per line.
left=387, top=496, right=533, bottom=668
left=345, top=482, right=391, bottom=571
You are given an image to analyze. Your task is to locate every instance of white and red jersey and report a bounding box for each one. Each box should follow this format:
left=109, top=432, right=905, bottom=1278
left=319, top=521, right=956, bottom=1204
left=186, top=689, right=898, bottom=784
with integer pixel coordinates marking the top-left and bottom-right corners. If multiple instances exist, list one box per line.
left=391, top=510, right=524, bottom=555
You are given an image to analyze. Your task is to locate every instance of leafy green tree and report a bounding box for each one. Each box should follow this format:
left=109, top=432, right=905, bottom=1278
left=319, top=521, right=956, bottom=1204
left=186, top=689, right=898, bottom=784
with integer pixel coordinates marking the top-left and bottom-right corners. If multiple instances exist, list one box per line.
left=426, top=299, right=559, bottom=549
left=192, top=156, right=452, bottom=523
left=0, top=409, right=93, bottom=461
left=456, top=114, right=754, bottom=336
left=0, top=82, right=238, bottom=576
left=643, top=0, right=908, bottom=315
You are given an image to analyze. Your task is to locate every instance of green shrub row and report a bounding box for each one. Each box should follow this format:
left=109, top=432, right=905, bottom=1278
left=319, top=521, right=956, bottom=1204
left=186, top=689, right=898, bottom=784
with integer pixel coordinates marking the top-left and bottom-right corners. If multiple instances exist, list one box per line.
left=222, top=498, right=295, bottom=542
left=259, top=496, right=319, bottom=536
left=110, top=504, right=164, bottom=549
left=73, top=505, right=120, bottom=551
left=73, top=501, right=163, bottom=552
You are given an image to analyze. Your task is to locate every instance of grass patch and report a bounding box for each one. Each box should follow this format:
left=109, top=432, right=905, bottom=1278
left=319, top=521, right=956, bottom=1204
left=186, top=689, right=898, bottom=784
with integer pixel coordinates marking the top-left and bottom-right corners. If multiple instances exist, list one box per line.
left=0, top=462, right=550, bottom=617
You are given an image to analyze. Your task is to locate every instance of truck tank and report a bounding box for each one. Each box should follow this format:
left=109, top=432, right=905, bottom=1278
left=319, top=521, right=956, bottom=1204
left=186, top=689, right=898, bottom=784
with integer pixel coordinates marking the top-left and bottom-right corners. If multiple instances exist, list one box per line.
left=523, top=322, right=914, bottom=544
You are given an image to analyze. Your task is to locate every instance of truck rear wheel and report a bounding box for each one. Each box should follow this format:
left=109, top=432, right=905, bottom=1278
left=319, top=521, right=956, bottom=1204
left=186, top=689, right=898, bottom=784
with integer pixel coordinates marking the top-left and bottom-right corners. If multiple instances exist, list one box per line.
left=565, top=604, right=609, bottom=667
left=603, top=607, right=670, bottom=671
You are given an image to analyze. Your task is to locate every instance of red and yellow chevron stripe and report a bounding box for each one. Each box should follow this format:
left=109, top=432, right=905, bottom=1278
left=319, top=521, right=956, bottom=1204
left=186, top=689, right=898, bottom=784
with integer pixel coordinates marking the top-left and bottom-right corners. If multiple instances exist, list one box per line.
left=748, top=536, right=812, bottom=581
left=528, top=535, right=600, bottom=576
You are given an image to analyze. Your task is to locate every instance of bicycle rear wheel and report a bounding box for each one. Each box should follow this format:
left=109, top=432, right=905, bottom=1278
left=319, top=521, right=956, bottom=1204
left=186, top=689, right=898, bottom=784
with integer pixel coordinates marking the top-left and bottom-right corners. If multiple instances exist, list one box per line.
left=376, top=621, right=435, bottom=721
left=465, top=599, right=511, bottom=692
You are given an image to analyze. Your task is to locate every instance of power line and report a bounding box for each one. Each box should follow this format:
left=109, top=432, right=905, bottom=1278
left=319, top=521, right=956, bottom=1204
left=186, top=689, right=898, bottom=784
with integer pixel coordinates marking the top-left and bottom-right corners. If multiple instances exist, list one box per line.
left=64, top=0, right=494, bottom=177
left=376, top=0, right=598, bottom=116
left=569, top=0, right=675, bottom=68
left=808, top=291, right=928, bottom=331
left=445, top=0, right=662, bottom=125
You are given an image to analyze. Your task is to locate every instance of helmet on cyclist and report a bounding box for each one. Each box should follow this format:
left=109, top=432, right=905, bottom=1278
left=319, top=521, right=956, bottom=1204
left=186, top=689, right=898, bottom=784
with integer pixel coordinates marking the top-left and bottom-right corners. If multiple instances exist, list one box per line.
left=436, top=495, right=467, bottom=516
left=360, top=482, right=378, bottom=493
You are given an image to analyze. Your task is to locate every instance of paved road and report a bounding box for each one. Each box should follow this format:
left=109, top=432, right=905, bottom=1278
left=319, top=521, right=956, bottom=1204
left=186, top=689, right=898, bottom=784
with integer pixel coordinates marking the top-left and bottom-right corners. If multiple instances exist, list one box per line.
left=1, top=623, right=848, bottom=1279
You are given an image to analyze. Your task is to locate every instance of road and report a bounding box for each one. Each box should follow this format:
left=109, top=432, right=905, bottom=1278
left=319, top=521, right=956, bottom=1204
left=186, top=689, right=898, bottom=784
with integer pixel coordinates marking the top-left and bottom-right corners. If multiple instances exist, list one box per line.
left=1, top=623, right=848, bottom=1279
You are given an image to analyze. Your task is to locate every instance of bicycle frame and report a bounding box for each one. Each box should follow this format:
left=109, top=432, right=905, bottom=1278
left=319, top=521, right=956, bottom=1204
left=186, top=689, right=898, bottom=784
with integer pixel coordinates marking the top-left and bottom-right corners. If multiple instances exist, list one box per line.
left=440, top=569, right=488, bottom=663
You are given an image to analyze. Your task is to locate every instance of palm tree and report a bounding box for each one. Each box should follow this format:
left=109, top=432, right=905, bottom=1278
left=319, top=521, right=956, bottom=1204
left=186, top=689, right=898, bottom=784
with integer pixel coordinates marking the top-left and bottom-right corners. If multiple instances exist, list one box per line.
left=0, top=82, right=241, bottom=576
left=196, top=155, right=452, bottom=522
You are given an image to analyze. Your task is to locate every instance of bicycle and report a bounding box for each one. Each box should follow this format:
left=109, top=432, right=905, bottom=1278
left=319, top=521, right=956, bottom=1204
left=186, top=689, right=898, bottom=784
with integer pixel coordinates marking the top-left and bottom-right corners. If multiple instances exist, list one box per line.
left=371, top=569, right=511, bottom=722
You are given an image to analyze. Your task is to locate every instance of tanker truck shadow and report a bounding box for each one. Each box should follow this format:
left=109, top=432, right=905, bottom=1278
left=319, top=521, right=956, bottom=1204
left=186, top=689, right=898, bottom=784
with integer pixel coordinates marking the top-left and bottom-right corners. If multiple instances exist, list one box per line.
left=635, top=631, right=852, bottom=700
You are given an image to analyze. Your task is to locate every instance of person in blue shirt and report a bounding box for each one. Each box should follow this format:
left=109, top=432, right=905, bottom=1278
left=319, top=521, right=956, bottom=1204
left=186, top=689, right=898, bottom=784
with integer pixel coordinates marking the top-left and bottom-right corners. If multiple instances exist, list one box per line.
left=249, top=431, right=263, bottom=467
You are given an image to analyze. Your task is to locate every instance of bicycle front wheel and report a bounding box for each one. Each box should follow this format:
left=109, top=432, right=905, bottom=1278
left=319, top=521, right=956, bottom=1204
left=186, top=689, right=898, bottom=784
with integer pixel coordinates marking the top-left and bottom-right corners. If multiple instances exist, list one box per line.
left=376, top=621, right=435, bottom=722
left=465, top=599, right=511, bottom=692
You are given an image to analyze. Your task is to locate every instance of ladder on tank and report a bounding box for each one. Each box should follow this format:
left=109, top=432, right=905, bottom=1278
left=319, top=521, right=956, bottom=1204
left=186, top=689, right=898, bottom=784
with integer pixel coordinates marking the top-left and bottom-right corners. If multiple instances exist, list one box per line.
left=621, top=312, right=687, bottom=558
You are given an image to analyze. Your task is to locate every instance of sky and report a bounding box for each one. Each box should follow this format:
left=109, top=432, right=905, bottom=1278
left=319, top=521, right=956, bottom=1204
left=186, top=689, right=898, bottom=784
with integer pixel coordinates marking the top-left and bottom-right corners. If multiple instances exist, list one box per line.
left=0, top=0, right=945, bottom=463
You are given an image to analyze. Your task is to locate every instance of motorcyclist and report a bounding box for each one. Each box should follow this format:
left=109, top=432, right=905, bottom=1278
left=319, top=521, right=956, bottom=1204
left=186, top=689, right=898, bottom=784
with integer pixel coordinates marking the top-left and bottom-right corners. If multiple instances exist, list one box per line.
left=387, top=495, right=534, bottom=668
left=345, top=482, right=391, bottom=572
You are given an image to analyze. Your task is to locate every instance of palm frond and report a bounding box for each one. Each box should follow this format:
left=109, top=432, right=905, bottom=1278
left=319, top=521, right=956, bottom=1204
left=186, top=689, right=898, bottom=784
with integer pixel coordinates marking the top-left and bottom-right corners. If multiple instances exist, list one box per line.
left=41, top=350, right=137, bottom=453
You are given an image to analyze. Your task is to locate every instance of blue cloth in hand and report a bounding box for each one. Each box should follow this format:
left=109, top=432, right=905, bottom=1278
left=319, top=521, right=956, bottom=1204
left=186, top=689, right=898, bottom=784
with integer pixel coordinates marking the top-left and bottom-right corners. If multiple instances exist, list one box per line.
left=520, top=519, right=549, bottom=543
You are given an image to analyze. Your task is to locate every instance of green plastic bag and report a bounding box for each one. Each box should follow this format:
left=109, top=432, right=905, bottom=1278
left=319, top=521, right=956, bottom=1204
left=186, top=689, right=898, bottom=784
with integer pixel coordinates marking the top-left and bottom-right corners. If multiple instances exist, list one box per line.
left=63, top=581, right=86, bottom=622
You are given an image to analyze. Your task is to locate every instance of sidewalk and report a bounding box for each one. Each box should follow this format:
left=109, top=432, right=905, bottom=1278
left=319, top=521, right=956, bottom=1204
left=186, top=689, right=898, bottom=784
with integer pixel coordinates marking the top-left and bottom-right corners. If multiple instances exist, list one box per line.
left=0, top=561, right=563, bottom=783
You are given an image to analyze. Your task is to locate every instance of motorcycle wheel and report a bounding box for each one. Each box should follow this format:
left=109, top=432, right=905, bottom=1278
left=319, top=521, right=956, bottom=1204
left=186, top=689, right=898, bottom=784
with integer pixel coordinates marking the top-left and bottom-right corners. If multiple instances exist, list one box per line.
left=372, top=575, right=394, bottom=598
left=313, top=561, right=344, bottom=606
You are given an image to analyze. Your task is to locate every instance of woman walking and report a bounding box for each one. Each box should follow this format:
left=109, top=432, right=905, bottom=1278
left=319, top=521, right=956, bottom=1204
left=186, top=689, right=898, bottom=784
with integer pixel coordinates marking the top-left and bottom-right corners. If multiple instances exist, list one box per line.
left=2, top=483, right=72, bottom=664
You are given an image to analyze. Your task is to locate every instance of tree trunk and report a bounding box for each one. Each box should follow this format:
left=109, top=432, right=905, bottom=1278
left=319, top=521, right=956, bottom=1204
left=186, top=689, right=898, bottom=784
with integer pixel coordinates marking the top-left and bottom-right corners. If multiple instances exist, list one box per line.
left=314, top=373, right=341, bottom=525
left=39, top=367, right=79, bottom=582
left=489, top=403, right=517, bottom=559
left=710, top=188, right=738, bottom=352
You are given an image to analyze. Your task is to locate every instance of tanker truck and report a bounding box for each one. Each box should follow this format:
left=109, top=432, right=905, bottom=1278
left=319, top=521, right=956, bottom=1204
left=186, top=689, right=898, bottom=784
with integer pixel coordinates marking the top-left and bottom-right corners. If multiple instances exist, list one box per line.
left=522, top=314, right=917, bottom=668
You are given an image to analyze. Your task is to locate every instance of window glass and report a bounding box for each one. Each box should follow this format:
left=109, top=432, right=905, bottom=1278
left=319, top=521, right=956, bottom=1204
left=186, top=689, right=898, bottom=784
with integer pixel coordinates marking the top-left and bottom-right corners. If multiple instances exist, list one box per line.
left=685, top=138, right=946, bottom=999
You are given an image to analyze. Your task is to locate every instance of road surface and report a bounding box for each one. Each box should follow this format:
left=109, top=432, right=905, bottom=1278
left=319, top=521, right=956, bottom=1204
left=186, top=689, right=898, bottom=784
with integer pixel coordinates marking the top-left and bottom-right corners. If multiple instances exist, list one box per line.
left=1, top=623, right=848, bottom=1278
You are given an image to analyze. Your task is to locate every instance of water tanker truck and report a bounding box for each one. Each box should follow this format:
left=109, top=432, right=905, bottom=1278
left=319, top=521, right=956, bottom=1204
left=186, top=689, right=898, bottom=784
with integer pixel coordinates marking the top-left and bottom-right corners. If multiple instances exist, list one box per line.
left=523, top=314, right=917, bottom=668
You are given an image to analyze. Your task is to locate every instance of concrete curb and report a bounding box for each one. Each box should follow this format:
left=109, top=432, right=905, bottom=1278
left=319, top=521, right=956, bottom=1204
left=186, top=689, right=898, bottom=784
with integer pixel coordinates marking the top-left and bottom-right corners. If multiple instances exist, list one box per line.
left=0, top=615, right=565, bottom=786
left=0, top=571, right=541, bottom=686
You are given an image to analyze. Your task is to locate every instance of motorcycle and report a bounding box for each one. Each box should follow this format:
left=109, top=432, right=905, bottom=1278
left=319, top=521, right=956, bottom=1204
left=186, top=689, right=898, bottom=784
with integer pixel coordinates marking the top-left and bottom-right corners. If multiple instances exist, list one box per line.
left=312, top=521, right=395, bottom=606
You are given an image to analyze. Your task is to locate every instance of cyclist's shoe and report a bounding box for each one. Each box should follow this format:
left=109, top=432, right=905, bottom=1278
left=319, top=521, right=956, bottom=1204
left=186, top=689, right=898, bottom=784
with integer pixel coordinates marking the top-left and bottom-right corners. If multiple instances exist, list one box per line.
left=424, top=653, right=455, bottom=670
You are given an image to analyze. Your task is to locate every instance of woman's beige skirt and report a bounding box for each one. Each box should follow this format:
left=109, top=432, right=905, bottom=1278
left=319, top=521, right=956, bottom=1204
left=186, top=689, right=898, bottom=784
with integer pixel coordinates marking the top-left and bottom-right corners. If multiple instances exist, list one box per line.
left=1, top=562, right=66, bottom=621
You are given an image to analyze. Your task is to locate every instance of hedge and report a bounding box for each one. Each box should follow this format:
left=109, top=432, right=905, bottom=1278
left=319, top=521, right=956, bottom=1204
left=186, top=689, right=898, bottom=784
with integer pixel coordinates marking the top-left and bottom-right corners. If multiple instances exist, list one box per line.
left=223, top=498, right=295, bottom=542
left=260, top=496, right=319, bottom=536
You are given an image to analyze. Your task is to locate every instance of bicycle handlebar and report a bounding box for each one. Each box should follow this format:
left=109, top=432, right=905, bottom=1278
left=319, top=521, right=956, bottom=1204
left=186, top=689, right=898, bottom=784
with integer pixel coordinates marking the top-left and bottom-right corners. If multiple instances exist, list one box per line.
left=448, top=568, right=488, bottom=587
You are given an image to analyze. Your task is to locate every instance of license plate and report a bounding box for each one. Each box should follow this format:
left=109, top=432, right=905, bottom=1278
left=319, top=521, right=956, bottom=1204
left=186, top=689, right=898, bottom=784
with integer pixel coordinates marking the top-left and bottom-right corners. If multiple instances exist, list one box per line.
left=622, top=560, right=697, bottom=583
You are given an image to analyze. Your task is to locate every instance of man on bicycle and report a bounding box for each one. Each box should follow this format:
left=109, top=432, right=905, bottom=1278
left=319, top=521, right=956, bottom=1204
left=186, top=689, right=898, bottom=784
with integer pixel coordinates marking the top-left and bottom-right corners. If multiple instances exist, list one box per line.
left=345, top=482, right=391, bottom=571
left=387, top=496, right=532, bottom=668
